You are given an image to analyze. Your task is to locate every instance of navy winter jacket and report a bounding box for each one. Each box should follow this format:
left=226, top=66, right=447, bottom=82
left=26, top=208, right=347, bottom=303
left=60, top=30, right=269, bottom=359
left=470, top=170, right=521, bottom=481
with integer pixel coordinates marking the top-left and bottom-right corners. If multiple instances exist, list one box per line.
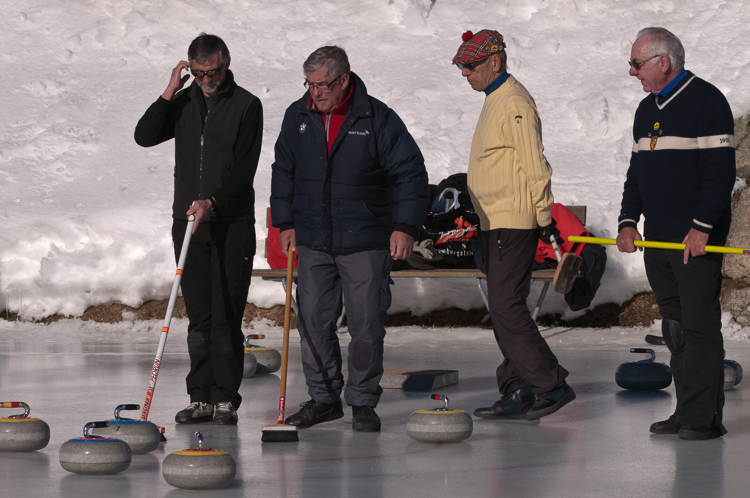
left=271, top=72, right=429, bottom=253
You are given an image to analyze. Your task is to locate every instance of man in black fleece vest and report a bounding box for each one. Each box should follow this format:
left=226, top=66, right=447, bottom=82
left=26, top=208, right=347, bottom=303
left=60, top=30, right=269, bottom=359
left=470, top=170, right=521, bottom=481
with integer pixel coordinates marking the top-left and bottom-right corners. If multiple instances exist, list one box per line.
left=134, top=33, right=263, bottom=425
left=617, top=27, right=735, bottom=440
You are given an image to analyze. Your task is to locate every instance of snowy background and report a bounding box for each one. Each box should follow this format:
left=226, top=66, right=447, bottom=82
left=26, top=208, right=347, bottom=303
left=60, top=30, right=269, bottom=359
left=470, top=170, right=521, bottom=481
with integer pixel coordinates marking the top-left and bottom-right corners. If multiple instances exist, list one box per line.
left=2, top=0, right=749, bottom=320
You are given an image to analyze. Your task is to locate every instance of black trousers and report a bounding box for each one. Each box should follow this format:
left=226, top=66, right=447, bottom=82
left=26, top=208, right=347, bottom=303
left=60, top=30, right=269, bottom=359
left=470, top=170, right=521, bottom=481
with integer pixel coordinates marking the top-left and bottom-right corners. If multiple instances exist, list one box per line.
left=172, top=219, right=255, bottom=408
left=481, top=228, right=568, bottom=395
left=645, top=235, right=726, bottom=432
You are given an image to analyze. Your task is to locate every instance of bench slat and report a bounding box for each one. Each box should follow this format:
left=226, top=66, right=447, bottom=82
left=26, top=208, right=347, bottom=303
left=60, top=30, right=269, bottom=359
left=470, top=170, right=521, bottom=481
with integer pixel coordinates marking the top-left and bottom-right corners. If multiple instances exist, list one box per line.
left=252, top=268, right=563, bottom=280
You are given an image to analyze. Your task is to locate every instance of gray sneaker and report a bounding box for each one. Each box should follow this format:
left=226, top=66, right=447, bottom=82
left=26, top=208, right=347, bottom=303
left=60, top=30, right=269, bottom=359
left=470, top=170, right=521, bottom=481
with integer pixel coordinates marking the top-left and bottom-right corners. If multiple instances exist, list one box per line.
left=213, top=402, right=238, bottom=425
left=175, top=402, right=214, bottom=424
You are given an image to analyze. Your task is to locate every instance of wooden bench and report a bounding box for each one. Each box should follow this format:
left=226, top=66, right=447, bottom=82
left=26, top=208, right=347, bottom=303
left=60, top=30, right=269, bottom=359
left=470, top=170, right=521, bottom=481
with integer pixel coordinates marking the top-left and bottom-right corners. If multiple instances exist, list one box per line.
left=253, top=205, right=586, bottom=324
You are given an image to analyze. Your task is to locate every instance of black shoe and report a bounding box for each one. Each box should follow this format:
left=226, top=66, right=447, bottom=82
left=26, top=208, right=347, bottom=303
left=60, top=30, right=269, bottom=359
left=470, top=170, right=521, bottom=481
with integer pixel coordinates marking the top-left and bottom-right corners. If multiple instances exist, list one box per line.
left=352, top=406, right=381, bottom=432
left=175, top=402, right=214, bottom=424
left=213, top=401, right=238, bottom=425
left=284, top=399, right=344, bottom=429
left=650, top=414, right=681, bottom=434
left=526, top=382, right=576, bottom=420
left=474, top=387, right=535, bottom=420
left=678, top=426, right=725, bottom=440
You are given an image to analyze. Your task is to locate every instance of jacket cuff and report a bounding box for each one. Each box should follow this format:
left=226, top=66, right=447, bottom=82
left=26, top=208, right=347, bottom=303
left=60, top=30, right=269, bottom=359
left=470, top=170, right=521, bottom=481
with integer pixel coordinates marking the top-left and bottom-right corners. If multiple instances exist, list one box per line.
left=278, top=223, right=295, bottom=232
left=209, top=190, right=228, bottom=212
left=393, top=223, right=417, bottom=238
left=691, top=219, right=713, bottom=234
left=536, top=210, right=552, bottom=228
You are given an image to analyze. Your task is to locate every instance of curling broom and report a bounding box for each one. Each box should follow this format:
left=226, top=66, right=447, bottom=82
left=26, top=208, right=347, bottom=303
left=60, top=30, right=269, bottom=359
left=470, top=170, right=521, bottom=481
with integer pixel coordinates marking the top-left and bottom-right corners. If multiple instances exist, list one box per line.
left=261, top=245, right=299, bottom=443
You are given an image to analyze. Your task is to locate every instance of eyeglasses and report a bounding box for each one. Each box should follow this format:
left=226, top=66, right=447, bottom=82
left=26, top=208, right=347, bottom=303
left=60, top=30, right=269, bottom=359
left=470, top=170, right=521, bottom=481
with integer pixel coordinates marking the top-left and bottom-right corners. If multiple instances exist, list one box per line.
left=628, top=54, right=664, bottom=70
left=191, top=65, right=224, bottom=79
left=457, top=56, right=491, bottom=72
left=304, top=74, right=343, bottom=93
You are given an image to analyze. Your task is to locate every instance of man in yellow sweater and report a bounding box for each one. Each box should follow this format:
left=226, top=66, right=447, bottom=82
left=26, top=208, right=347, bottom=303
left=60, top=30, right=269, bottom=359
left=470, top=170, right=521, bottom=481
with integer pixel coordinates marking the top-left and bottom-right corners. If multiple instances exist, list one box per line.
left=453, top=30, right=575, bottom=421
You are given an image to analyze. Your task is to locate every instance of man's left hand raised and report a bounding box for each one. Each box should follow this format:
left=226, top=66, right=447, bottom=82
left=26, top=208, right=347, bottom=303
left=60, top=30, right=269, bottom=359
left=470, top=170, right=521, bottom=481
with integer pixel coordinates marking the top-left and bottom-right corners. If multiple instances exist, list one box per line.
left=682, top=228, right=709, bottom=264
left=390, top=231, right=414, bottom=260
left=186, top=199, right=213, bottom=234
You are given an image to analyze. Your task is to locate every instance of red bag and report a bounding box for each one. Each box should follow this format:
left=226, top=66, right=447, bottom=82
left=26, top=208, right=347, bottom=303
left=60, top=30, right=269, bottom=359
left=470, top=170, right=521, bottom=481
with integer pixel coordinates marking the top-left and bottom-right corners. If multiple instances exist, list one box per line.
left=535, top=204, right=589, bottom=266
left=265, top=208, right=298, bottom=270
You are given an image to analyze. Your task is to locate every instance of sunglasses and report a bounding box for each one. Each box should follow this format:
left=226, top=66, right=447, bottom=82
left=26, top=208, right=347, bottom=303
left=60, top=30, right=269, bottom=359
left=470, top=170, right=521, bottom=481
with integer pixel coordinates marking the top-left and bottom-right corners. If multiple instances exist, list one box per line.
left=191, top=64, right=224, bottom=79
left=456, top=56, right=492, bottom=72
left=628, top=54, right=664, bottom=70
left=304, top=74, right=343, bottom=93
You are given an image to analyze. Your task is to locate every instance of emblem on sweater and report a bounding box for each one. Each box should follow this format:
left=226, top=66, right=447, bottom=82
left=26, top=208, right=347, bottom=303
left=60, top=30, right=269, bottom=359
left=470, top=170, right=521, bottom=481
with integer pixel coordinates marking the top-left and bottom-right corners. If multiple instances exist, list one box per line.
left=650, top=136, right=658, bottom=152
left=299, top=123, right=307, bottom=133
left=654, top=122, right=660, bottom=131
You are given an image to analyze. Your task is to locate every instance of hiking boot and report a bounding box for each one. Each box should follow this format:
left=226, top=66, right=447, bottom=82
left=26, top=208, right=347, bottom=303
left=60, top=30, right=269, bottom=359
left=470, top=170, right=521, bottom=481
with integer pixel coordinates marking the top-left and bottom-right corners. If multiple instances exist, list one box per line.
left=213, top=402, right=238, bottom=425
left=526, top=382, right=576, bottom=420
left=474, top=386, right=535, bottom=420
left=352, top=406, right=381, bottom=432
left=175, top=402, right=214, bottom=424
left=284, top=399, right=344, bottom=429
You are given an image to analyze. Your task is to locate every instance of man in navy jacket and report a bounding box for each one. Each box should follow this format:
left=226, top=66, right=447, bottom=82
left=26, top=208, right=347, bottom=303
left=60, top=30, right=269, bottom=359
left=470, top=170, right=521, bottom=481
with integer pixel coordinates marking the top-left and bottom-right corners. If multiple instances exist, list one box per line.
left=617, top=27, right=735, bottom=440
left=271, top=46, right=428, bottom=432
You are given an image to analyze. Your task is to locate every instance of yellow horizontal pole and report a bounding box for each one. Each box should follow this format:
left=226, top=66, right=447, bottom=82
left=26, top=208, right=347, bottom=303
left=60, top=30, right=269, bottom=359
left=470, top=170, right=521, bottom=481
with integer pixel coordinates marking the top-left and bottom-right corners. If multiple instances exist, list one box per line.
left=568, top=236, right=750, bottom=255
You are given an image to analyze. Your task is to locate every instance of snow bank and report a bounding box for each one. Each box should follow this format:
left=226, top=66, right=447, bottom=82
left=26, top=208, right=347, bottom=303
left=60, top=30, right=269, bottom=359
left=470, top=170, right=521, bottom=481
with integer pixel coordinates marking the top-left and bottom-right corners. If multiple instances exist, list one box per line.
left=2, top=0, right=748, bottom=319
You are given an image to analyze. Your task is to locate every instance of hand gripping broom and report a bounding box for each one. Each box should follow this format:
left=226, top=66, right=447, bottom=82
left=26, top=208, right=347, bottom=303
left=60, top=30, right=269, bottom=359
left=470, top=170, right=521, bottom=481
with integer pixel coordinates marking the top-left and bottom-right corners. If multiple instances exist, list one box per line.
left=139, top=214, right=195, bottom=441
left=261, top=246, right=299, bottom=442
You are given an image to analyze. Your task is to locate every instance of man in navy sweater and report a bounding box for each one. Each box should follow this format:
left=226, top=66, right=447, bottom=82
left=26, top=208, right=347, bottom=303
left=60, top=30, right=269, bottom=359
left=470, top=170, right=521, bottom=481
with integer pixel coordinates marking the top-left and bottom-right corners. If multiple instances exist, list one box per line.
left=617, top=27, right=736, bottom=439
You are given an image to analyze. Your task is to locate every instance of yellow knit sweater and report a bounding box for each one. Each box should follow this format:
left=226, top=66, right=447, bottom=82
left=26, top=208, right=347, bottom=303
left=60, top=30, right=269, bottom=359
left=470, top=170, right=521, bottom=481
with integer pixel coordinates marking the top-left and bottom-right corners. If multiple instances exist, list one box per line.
left=467, top=74, right=554, bottom=231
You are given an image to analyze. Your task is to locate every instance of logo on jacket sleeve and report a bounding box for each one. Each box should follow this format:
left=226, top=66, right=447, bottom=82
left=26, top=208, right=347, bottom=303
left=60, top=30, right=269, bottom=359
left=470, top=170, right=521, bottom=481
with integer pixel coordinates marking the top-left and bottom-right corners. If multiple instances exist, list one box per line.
left=299, top=123, right=307, bottom=133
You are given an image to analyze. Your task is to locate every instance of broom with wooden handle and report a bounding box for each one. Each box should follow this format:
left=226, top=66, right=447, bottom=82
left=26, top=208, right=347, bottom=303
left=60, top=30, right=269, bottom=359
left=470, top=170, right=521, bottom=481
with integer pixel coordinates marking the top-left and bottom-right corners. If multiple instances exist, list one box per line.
left=261, top=246, right=299, bottom=443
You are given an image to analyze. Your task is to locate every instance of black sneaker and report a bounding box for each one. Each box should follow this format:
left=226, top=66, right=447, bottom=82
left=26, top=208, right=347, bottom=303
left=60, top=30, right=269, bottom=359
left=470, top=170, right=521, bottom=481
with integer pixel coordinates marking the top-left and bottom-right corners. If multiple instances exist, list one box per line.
left=352, top=406, right=381, bottom=432
left=650, top=414, right=681, bottom=434
left=175, top=402, right=214, bottom=424
left=213, top=402, right=238, bottom=425
left=526, top=382, right=576, bottom=420
left=284, top=399, right=344, bottom=429
left=474, top=386, right=535, bottom=420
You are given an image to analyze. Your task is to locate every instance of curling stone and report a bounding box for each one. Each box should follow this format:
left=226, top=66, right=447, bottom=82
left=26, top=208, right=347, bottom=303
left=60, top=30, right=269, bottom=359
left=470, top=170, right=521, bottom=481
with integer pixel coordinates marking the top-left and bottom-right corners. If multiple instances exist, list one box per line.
left=615, top=348, right=672, bottom=391
left=89, top=404, right=161, bottom=454
left=724, top=359, right=743, bottom=386
left=406, top=394, right=473, bottom=443
left=162, top=431, right=236, bottom=490
left=244, top=334, right=281, bottom=375
left=243, top=338, right=258, bottom=378
left=723, top=362, right=737, bottom=391
left=59, top=421, right=131, bottom=475
left=0, top=401, right=50, bottom=452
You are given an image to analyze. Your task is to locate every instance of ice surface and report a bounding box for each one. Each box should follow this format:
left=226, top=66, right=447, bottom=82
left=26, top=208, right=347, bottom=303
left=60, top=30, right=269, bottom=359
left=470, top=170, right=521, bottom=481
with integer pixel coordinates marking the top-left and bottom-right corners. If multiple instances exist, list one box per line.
left=2, top=320, right=750, bottom=497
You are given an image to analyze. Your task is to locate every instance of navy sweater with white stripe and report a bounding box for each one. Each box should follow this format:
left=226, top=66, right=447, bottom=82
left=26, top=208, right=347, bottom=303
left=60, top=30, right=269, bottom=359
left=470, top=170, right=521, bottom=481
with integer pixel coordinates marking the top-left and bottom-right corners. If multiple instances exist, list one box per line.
left=618, top=71, right=736, bottom=240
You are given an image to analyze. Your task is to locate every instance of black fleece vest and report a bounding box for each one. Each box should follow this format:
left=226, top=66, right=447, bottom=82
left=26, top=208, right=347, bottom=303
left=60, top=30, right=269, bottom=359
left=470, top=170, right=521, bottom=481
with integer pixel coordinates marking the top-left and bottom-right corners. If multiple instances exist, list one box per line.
left=172, top=77, right=256, bottom=221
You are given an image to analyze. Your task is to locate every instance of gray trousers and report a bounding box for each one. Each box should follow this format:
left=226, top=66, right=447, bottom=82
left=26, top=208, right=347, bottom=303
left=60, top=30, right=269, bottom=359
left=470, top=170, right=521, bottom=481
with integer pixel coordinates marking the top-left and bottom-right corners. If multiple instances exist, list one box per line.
left=296, top=246, right=392, bottom=407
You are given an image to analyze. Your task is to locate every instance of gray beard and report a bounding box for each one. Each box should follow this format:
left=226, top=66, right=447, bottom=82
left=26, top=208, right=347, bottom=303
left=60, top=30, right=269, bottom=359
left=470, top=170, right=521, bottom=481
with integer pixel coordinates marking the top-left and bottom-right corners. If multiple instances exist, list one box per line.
left=197, top=80, right=219, bottom=96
